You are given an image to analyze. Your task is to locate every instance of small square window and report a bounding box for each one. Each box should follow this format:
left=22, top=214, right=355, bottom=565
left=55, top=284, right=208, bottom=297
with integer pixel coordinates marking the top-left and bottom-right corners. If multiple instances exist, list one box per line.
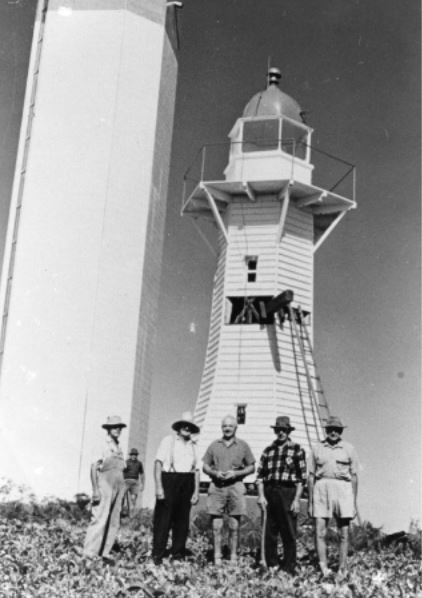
left=237, top=404, right=247, bottom=425
left=246, top=255, right=258, bottom=283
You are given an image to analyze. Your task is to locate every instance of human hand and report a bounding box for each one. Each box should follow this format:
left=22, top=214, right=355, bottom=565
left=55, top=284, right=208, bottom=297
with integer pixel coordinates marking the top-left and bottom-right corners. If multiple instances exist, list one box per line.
left=290, top=498, right=300, bottom=515
left=191, top=492, right=199, bottom=505
left=222, top=470, right=237, bottom=481
left=307, top=502, right=313, bottom=518
left=257, top=496, right=267, bottom=510
left=156, top=488, right=165, bottom=500
left=214, top=470, right=226, bottom=480
left=92, top=492, right=101, bottom=506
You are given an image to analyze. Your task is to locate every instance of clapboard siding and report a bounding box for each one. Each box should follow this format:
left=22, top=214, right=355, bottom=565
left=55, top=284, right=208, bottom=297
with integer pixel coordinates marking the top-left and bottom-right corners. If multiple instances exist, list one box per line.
left=194, top=194, right=321, bottom=470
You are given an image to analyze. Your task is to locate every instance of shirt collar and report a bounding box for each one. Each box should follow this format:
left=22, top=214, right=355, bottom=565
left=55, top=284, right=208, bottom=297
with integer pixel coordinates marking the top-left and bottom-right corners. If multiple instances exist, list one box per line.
left=322, top=438, right=344, bottom=448
left=218, top=437, right=238, bottom=445
left=272, top=438, right=292, bottom=448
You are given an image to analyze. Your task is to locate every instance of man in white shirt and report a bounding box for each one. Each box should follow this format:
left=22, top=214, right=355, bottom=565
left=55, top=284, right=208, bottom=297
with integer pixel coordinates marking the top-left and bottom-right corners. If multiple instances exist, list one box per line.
left=152, top=412, right=200, bottom=565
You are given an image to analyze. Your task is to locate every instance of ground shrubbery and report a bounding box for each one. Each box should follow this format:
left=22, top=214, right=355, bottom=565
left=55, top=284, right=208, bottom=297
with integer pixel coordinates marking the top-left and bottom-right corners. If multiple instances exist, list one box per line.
left=0, top=481, right=420, bottom=598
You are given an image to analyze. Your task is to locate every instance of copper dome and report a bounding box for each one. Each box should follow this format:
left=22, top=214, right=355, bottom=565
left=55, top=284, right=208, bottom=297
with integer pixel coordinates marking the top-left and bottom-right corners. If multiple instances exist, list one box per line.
left=242, top=70, right=304, bottom=123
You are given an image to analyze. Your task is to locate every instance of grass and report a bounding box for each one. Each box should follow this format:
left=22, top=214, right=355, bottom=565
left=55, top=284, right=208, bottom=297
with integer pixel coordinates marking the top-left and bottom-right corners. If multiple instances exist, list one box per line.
left=0, top=481, right=420, bottom=598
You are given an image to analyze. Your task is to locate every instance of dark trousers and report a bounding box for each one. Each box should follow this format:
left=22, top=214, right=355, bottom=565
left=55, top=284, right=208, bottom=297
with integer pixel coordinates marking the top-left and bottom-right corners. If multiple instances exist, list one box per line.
left=152, top=472, right=194, bottom=562
left=264, top=485, right=297, bottom=570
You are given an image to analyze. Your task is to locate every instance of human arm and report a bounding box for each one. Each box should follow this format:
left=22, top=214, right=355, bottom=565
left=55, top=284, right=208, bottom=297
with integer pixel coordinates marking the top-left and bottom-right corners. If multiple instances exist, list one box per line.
left=290, top=447, right=306, bottom=514
left=307, top=473, right=315, bottom=517
left=154, top=459, right=165, bottom=500
left=351, top=472, right=358, bottom=517
left=223, top=462, right=255, bottom=481
left=90, top=461, right=102, bottom=505
left=203, top=461, right=226, bottom=480
left=202, top=444, right=226, bottom=481
left=191, top=469, right=200, bottom=505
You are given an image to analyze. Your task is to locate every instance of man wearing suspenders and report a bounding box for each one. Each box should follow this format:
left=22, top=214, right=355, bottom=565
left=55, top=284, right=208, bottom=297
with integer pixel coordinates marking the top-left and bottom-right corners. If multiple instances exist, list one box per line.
left=152, top=412, right=200, bottom=565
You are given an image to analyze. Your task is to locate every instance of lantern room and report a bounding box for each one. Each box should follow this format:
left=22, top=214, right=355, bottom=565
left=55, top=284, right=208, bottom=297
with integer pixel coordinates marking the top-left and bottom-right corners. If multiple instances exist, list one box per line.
left=224, top=68, right=314, bottom=184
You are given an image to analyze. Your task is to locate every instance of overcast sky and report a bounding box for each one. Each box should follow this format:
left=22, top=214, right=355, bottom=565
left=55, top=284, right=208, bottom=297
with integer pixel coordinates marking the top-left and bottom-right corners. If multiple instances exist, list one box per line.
left=0, top=0, right=420, bottom=532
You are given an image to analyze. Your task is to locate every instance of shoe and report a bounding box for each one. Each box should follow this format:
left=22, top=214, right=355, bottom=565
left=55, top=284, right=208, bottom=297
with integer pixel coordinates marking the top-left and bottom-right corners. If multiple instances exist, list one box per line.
left=214, top=556, right=222, bottom=566
left=320, top=566, right=333, bottom=578
left=102, top=556, right=116, bottom=566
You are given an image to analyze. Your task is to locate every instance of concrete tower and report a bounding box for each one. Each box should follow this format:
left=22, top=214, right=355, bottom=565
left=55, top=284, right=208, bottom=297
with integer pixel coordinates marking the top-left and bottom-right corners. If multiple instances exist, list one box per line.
left=182, top=69, right=356, bottom=479
left=0, top=0, right=178, bottom=497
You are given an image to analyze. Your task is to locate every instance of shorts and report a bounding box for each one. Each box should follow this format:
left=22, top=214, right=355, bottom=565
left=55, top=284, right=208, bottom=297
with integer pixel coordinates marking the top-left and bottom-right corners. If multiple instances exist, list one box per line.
left=313, top=478, right=354, bottom=520
left=207, top=481, right=247, bottom=516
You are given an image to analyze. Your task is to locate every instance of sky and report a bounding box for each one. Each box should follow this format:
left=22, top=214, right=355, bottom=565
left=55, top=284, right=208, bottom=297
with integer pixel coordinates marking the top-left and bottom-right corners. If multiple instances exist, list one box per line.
left=0, top=0, right=420, bottom=533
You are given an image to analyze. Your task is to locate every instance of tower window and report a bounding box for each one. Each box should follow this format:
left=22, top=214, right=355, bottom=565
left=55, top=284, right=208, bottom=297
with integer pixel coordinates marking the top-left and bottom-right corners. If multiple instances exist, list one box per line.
left=225, top=296, right=275, bottom=325
left=246, top=255, right=258, bottom=283
left=236, top=404, right=247, bottom=425
left=281, top=119, right=308, bottom=160
left=242, top=119, right=279, bottom=153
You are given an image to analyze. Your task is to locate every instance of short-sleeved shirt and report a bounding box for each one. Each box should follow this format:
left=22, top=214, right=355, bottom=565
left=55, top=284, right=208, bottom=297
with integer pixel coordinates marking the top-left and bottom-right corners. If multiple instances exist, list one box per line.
left=155, top=434, right=198, bottom=473
left=203, top=437, right=255, bottom=475
left=308, top=439, right=359, bottom=481
left=256, top=439, right=306, bottom=484
left=124, top=459, right=144, bottom=480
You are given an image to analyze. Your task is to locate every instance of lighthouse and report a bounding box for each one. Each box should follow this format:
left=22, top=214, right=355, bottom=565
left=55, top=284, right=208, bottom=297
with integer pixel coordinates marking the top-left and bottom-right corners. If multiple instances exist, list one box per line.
left=182, top=68, right=356, bottom=478
left=0, top=0, right=178, bottom=498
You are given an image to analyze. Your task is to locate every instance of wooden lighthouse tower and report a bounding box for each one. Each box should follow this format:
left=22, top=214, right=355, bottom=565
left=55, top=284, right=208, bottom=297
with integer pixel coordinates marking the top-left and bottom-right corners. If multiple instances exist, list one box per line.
left=182, top=68, right=356, bottom=477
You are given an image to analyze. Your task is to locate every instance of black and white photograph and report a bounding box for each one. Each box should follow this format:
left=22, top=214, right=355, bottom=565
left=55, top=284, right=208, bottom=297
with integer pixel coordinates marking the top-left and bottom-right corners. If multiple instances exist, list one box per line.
left=0, top=1, right=420, bottom=596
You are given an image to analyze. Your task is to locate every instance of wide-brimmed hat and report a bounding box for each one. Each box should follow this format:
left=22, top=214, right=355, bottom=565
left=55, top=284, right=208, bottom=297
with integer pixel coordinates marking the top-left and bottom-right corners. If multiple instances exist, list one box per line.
left=172, top=411, right=200, bottom=434
left=324, top=416, right=346, bottom=429
left=271, top=416, right=295, bottom=431
left=129, top=448, right=139, bottom=455
left=102, top=415, right=127, bottom=429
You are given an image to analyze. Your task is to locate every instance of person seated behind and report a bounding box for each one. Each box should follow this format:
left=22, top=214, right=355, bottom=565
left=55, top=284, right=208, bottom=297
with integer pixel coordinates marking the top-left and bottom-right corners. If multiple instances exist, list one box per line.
left=123, top=448, right=144, bottom=513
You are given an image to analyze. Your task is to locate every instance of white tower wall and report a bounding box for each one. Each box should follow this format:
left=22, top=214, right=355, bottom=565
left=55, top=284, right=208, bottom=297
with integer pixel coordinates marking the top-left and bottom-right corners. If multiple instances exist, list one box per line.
left=0, top=0, right=177, bottom=498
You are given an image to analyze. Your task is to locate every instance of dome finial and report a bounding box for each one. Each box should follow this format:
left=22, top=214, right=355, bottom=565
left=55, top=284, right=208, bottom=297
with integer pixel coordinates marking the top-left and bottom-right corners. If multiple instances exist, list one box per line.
left=267, top=67, right=282, bottom=88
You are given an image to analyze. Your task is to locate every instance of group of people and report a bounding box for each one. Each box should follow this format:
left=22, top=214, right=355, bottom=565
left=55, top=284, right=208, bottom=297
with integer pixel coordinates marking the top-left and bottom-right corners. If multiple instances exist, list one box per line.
left=83, top=411, right=359, bottom=578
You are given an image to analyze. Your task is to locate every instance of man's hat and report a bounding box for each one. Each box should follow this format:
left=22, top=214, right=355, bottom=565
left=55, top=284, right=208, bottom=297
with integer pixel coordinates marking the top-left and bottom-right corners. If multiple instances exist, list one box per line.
left=271, top=416, right=295, bottom=431
left=324, top=415, right=346, bottom=429
left=172, top=411, right=200, bottom=435
left=102, top=415, right=127, bottom=429
left=129, top=448, right=139, bottom=455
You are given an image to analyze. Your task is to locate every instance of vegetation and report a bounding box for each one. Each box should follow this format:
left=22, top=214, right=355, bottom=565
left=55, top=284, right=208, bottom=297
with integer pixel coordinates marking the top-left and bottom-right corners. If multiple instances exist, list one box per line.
left=0, top=481, right=420, bottom=597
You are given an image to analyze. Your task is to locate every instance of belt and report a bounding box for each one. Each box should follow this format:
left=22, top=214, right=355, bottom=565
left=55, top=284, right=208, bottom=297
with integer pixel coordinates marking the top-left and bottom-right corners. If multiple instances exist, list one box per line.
left=213, top=479, right=239, bottom=488
left=264, top=481, right=297, bottom=488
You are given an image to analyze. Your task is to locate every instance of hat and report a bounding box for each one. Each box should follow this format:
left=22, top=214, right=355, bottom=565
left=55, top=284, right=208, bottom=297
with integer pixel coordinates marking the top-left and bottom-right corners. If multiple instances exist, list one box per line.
left=324, top=416, right=346, bottom=429
left=271, top=416, right=295, bottom=431
left=102, top=415, right=127, bottom=429
left=172, top=411, right=200, bottom=435
left=129, top=448, right=139, bottom=455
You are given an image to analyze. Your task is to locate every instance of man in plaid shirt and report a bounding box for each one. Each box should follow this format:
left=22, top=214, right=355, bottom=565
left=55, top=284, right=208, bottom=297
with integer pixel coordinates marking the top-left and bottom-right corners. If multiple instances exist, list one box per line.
left=256, top=416, right=306, bottom=574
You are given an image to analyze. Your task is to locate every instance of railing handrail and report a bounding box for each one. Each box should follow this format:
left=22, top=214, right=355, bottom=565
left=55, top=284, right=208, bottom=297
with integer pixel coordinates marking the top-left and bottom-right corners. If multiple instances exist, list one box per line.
left=182, top=138, right=356, bottom=210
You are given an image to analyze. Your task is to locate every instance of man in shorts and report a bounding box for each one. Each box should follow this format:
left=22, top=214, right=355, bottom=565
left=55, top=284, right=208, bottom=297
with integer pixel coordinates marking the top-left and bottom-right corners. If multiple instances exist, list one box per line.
left=203, top=415, right=255, bottom=565
left=308, top=416, right=359, bottom=577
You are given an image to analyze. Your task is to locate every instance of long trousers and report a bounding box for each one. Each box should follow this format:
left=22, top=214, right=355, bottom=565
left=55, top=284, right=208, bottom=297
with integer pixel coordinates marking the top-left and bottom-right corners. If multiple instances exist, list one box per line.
left=83, top=468, right=125, bottom=558
left=264, top=484, right=297, bottom=570
left=152, top=472, right=194, bottom=561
